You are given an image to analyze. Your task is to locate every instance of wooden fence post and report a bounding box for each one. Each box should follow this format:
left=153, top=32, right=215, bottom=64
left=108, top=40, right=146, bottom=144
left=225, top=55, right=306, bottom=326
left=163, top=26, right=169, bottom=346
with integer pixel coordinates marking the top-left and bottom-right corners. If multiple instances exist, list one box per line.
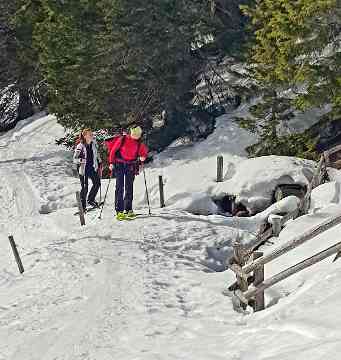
left=230, top=242, right=250, bottom=310
left=253, top=252, right=264, bottom=312
left=159, top=175, right=165, bottom=208
left=270, top=215, right=282, bottom=237
left=217, top=155, right=223, bottom=182
left=8, top=236, right=24, bottom=274
left=76, top=191, right=86, bottom=226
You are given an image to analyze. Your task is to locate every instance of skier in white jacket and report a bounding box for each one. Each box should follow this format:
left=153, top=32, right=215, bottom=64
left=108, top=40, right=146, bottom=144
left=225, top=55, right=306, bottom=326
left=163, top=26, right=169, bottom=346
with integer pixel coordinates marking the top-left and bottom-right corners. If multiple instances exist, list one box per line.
left=73, top=128, right=102, bottom=211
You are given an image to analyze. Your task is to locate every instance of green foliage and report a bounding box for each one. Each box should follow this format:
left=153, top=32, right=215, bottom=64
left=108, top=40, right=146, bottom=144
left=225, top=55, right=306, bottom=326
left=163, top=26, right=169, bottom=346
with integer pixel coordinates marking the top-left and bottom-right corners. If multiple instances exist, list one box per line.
left=28, top=0, right=114, bottom=129
left=19, top=0, right=213, bottom=132
left=238, top=91, right=321, bottom=159
left=209, top=0, right=253, bottom=58
left=242, top=0, right=341, bottom=112
left=0, top=1, right=42, bottom=91
left=236, top=0, right=341, bottom=159
left=247, top=131, right=319, bottom=160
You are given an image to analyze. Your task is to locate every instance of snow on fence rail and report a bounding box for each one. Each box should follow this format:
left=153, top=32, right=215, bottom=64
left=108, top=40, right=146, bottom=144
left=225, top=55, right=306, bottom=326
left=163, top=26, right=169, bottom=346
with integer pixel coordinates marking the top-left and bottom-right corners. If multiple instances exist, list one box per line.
left=228, top=153, right=339, bottom=312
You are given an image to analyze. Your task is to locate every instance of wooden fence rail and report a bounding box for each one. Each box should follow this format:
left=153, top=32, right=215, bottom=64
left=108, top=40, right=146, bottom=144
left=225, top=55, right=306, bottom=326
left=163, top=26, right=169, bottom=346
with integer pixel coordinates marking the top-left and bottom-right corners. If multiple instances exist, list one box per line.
left=230, top=213, right=341, bottom=312
left=243, top=211, right=341, bottom=275
left=243, top=240, right=341, bottom=303
left=228, top=153, right=340, bottom=312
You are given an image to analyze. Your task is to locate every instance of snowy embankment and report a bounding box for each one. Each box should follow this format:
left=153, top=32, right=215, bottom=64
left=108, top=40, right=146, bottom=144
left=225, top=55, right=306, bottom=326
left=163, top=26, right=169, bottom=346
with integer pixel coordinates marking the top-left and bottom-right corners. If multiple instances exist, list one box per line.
left=133, top=104, right=314, bottom=216
left=1, top=112, right=341, bottom=359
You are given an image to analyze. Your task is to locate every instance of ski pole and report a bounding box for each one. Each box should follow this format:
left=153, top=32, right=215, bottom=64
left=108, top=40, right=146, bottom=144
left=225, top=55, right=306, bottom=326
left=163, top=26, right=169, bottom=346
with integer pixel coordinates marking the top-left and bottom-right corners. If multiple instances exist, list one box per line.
left=98, top=164, right=103, bottom=203
left=142, top=164, right=152, bottom=216
left=98, top=172, right=113, bottom=220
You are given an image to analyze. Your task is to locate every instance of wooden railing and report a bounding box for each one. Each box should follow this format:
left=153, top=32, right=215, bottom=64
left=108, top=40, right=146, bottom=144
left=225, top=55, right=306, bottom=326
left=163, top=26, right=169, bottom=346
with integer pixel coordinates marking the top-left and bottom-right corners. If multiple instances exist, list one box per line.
left=228, top=153, right=340, bottom=312
left=230, top=222, right=341, bottom=312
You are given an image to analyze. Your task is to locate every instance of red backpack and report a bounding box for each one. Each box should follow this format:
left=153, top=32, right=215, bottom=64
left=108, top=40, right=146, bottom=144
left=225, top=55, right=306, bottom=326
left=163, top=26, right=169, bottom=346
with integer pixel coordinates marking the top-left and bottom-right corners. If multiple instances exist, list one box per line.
left=104, top=135, right=125, bottom=162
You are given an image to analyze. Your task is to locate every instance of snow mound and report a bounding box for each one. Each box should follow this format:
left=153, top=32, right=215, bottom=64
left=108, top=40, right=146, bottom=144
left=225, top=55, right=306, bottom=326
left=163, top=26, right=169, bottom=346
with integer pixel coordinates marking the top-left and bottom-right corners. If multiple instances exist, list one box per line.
left=171, top=192, right=218, bottom=216
left=214, top=155, right=313, bottom=213
left=310, top=181, right=341, bottom=210
left=328, top=167, right=341, bottom=183
left=254, top=195, right=301, bottom=222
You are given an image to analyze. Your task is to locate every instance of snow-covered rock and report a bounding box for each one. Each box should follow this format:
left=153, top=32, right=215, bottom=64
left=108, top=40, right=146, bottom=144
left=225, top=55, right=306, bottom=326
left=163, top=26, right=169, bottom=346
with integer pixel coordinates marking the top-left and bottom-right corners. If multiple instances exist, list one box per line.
left=134, top=109, right=315, bottom=216
left=254, top=195, right=301, bottom=222
left=310, top=181, right=341, bottom=210
left=171, top=192, right=219, bottom=216
left=328, top=167, right=341, bottom=183
left=214, top=155, right=313, bottom=214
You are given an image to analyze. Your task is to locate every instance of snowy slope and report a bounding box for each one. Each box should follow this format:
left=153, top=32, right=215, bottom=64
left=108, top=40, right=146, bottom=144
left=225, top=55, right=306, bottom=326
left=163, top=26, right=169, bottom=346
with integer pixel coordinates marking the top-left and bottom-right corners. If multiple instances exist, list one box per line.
left=1, top=112, right=341, bottom=360
left=133, top=105, right=315, bottom=215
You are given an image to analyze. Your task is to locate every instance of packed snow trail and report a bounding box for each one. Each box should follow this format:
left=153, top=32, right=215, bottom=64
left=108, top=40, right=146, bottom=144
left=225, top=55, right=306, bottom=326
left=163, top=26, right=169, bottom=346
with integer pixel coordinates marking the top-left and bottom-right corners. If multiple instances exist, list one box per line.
left=1, top=114, right=341, bottom=360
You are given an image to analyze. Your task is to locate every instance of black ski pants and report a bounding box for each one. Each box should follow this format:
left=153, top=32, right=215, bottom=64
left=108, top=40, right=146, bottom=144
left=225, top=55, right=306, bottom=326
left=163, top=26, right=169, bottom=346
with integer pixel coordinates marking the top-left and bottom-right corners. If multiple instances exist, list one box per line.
left=79, top=167, right=101, bottom=209
left=115, top=163, right=136, bottom=213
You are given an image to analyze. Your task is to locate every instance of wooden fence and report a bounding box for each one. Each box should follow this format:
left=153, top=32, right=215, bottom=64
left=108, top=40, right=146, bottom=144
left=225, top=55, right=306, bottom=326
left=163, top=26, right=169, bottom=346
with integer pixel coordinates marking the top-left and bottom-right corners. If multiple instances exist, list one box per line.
left=228, top=153, right=340, bottom=312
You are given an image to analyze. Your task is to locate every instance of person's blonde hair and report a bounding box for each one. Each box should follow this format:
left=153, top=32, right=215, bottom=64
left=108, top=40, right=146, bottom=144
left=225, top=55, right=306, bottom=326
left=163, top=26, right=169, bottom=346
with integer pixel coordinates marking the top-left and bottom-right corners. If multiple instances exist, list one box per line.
left=79, top=128, right=92, bottom=144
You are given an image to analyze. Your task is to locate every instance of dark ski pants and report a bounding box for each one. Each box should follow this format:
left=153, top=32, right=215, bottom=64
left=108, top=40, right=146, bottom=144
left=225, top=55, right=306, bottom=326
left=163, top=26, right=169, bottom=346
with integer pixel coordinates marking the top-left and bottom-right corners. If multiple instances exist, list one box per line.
left=115, top=163, right=136, bottom=213
left=79, top=168, right=101, bottom=210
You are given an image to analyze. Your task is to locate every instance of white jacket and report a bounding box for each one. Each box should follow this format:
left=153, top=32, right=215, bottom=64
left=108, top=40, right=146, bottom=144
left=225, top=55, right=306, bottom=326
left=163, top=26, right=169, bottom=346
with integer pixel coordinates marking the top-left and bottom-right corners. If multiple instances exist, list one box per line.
left=73, top=139, right=102, bottom=175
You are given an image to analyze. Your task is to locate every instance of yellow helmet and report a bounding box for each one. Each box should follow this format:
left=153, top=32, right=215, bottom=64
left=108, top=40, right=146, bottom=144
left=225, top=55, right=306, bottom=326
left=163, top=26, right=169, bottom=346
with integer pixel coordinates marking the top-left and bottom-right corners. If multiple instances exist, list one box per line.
left=130, top=126, right=143, bottom=139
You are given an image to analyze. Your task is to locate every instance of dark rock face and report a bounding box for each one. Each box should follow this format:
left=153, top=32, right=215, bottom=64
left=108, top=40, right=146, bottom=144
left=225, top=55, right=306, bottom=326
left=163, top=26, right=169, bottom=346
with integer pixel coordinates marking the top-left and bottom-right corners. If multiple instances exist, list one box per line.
left=0, top=86, right=19, bottom=132
left=146, top=107, right=217, bottom=153
left=315, top=119, right=341, bottom=152
left=1, top=83, right=47, bottom=132
left=17, top=88, right=34, bottom=121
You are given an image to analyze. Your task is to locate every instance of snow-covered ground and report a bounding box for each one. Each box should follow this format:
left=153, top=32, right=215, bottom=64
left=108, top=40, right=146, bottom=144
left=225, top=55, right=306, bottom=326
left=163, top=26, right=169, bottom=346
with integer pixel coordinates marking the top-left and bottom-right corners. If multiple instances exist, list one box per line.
left=135, top=105, right=315, bottom=215
left=1, top=112, right=341, bottom=360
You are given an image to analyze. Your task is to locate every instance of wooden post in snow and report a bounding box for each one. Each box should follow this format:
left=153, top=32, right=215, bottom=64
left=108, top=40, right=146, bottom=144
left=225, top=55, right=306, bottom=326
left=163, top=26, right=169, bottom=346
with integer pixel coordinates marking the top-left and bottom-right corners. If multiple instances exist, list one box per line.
left=8, top=236, right=24, bottom=274
left=217, top=155, right=223, bottom=182
left=270, top=215, right=282, bottom=237
left=230, top=241, right=250, bottom=310
left=159, top=175, right=165, bottom=208
left=76, top=191, right=85, bottom=226
left=252, top=252, right=264, bottom=312
left=300, top=154, right=325, bottom=214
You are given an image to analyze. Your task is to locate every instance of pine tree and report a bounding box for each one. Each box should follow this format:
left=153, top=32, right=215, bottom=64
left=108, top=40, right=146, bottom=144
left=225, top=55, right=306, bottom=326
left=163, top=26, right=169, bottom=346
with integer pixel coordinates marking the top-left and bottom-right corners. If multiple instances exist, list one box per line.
left=238, top=0, right=341, bottom=157
left=27, top=0, right=213, bottom=132
left=243, top=0, right=341, bottom=112
left=0, top=0, right=43, bottom=121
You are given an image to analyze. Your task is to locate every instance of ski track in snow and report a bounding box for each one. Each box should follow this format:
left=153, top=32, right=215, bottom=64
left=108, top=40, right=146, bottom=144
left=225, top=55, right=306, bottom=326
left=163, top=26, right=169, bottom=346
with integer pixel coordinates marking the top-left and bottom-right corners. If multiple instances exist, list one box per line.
left=1, top=114, right=341, bottom=359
